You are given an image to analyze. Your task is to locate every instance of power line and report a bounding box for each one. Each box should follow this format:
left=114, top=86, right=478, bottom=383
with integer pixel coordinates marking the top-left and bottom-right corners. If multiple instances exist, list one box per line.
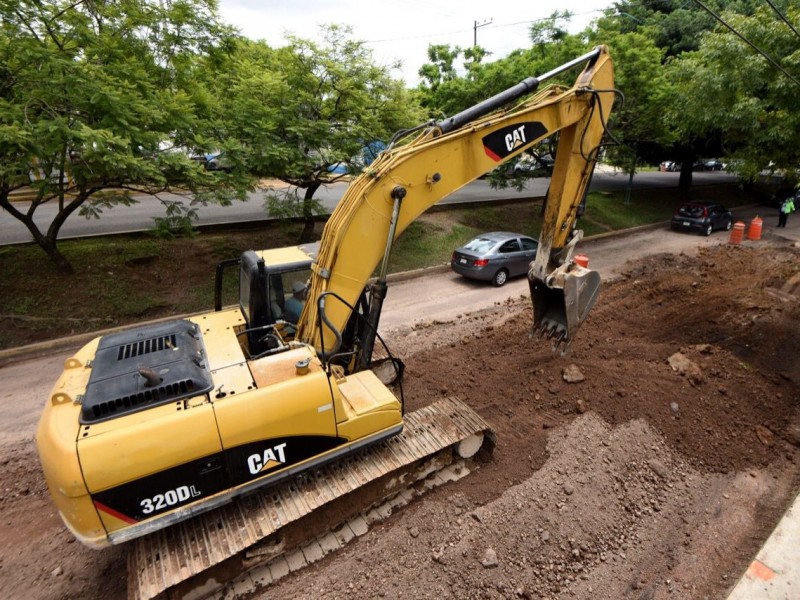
left=763, top=0, right=800, bottom=44
left=690, top=0, right=800, bottom=89
left=364, top=10, right=604, bottom=45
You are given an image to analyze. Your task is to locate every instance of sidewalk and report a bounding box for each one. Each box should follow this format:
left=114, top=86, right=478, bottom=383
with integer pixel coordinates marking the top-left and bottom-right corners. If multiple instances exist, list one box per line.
left=727, top=492, right=800, bottom=599
left=725, top=208, right=799, bottom=600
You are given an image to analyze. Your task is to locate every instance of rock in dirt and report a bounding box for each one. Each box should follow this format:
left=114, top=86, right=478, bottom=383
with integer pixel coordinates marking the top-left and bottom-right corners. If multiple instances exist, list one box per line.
left=788, top=426, right=800, bottom=447
left=648, top=459, right=669, bottom=480
left=563, top=364, right=585, bottom=383
left=755, top=425, right=775, bottom=447
left=667, top=352, right=704, bottom=383
left=481, top=548, right=498, bottom=568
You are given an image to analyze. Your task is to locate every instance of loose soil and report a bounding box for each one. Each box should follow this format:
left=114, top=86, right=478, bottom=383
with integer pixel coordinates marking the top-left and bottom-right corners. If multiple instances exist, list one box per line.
left=1, top=241, right=799, bottom=600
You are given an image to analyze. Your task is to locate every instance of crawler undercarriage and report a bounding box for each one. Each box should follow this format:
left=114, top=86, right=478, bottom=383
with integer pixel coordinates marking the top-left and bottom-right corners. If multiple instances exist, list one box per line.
left=129, top=397, right=494, bottom=599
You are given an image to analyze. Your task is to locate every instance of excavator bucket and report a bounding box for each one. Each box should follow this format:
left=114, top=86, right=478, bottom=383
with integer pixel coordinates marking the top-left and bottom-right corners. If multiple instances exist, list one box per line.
left=529, top=265, right=601, bottom=353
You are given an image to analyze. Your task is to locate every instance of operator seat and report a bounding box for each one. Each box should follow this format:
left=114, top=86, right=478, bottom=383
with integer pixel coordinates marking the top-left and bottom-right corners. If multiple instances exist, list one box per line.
left=239, top=250, right=272, bottom=355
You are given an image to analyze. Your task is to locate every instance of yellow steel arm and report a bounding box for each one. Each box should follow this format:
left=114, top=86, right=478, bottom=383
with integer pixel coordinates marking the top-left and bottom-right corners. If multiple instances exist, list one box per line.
left=296, top=46, right=615, bottom=356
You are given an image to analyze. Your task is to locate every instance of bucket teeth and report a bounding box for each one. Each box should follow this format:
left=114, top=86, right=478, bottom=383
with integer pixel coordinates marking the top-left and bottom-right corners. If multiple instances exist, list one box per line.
left=531, top=319, right=571, bottom=354
left=529, top=266, right=601, bottom=352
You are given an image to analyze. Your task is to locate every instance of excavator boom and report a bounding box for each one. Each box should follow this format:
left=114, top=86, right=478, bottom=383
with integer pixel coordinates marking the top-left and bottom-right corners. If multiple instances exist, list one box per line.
left=296, top=46, right=615, bottom=358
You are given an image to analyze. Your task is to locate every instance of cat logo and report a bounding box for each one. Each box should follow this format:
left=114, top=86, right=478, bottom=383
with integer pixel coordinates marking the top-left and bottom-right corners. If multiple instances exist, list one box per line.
left=481, top=121, right=547, bottom=162
left=247, top=442, right=288, bottom=475
left=504, top=125, right=528, bottom=152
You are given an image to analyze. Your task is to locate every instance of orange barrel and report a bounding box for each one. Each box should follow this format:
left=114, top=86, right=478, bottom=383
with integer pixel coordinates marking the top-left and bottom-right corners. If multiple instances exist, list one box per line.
left=747, top=216, right=762, bottom=240
left=573, top=254, right=589, bottom=267
left=729, top=221, right=745, bottom=245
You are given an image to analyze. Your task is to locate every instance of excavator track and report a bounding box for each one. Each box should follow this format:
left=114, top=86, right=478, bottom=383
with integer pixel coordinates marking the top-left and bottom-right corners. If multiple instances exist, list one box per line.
left=127, top=397, right=495, bottom=600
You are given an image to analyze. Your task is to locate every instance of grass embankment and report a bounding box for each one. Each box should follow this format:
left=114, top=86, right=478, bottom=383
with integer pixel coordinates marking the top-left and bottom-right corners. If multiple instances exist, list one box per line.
left=0, top=183, right=761, bottom=350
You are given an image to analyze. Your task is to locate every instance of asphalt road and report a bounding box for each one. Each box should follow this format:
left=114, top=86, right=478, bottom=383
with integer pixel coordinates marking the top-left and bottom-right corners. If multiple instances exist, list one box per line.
left=0, top=170, right=737, bottom=245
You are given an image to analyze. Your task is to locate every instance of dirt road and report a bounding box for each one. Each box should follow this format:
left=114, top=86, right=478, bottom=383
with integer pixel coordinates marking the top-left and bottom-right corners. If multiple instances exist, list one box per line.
left=1, top=209, right=798, bottom=600
left=381, top=208, right=769, bottom=331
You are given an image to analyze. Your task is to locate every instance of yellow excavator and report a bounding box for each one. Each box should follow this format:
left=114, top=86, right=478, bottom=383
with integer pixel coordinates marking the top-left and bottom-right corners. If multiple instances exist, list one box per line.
left=37, top=47, right=616, bottom=554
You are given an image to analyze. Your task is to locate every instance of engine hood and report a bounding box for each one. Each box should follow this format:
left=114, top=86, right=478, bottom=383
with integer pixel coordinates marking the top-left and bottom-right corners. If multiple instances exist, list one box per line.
left=80, top=319, right=214, bottom=424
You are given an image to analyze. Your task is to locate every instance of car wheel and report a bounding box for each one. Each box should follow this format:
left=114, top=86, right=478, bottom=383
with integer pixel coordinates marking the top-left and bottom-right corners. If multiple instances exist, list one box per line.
left=725, top=219, right=732, bottom=231
left=492, top=269, right=508, bottom=287
left=704, top=223, right=713, bottom=236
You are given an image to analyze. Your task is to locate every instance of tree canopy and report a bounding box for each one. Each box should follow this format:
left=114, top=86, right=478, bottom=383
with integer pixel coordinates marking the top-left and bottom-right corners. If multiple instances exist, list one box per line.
left=6, top=0, right=800, bottom=272
left=0, top=0, right=246, bottom=272
left=669, top=4, right=800, bottom=183
left=218, top=25, right=424, bottom=241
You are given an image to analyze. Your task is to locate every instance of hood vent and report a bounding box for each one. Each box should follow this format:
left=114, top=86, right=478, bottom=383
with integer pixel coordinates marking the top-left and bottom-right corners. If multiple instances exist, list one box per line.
left=117, top=334, right=177, bottom=361
left=87, top=378, right=195, bottom=421
left=81, top=320, right=213, bottom=424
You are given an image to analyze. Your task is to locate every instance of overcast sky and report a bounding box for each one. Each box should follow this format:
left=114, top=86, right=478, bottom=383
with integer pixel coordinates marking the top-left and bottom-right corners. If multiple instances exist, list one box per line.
left=217, top=1, right=613, bottom=85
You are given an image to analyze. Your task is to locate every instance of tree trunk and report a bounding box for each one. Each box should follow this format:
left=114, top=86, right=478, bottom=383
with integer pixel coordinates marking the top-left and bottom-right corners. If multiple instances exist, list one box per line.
left=299, top=182, right=321, bottom=243
left=40, top=238, right=75, bottom=274
left=27, top=217, right=75, bottom=274
left=0, top=191, right=83, bottom=274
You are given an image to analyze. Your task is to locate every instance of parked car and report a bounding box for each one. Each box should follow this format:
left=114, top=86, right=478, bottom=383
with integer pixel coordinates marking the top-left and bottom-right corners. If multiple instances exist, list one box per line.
left=190, top=154, right=209, bottom=168
left=670, top=202, right=733, bottom=236
left=509, top=153, right=554, bottom=177
left=660, top=161, right=680, bottom=172
left=451, top=232, right=538, bottom=287
left=692, top=158, right=724, bottom=171
left=206, top=152, right=233, bottom=173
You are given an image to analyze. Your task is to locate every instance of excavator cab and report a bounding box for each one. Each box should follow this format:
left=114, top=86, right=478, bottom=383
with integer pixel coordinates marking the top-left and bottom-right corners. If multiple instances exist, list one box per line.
left=214, top=244, right=318, bottom=356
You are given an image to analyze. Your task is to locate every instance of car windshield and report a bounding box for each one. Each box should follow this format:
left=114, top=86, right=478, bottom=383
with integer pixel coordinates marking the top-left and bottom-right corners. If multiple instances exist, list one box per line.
left=678, top=205, right=705, bottom=218
left=462, top=237, right=496, bottom=254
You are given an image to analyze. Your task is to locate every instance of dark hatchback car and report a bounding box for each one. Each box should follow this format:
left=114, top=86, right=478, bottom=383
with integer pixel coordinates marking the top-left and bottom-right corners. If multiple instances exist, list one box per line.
left=670, top=202, right=733, bottom=236
left=451, top=232, right=538, bottom=286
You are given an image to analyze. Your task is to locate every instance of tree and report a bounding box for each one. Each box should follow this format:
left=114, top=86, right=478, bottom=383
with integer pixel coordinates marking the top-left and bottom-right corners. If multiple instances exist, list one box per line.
left=610, top=0, right=760, bottom=56
left=600, top=1, right=765, bottom=194
left=0, top=0, right=247, bottom=273
left=588, top=23, right=676, bottom=176
left=418, top=44, right=463, bottom=90
left=669, top=4, right=800, bottom=183
left=219, top=26, right=425, bottom=242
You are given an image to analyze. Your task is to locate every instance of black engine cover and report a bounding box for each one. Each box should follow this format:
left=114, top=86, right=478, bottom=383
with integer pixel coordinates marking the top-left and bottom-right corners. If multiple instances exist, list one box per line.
left=80, top=319, right=213, bottom=423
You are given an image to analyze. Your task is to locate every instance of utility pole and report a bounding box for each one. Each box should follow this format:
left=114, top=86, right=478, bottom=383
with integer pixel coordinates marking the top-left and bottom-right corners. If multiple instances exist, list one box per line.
left=473, top=18, right=492, bottom=46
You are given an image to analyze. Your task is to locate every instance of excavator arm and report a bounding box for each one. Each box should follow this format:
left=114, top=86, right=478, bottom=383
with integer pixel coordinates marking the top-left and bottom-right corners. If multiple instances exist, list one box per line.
left=296, top=46, right=615, bottom=360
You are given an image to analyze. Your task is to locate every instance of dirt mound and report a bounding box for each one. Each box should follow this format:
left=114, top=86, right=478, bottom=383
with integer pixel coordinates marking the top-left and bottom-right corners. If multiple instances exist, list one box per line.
left=265, top=243, right=800, bottom=600
left=0, top=242, right=798, bottom=600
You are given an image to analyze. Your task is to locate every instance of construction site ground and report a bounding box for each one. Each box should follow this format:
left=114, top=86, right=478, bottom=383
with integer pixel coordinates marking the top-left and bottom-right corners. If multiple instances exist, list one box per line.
left=1, top=214, right=799, bottom=599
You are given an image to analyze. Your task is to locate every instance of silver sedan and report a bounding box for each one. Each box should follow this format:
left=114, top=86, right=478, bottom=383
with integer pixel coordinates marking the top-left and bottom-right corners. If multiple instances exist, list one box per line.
left=451, top=231, right=538, bottom=287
